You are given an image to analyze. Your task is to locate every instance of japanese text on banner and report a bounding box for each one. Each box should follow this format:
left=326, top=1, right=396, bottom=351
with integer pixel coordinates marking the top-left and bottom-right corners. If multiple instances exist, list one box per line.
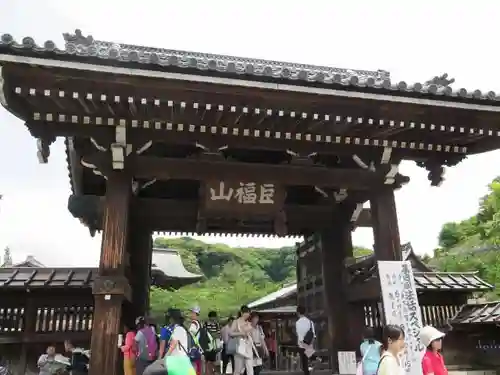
left=378, top=261, right=425, bottom=375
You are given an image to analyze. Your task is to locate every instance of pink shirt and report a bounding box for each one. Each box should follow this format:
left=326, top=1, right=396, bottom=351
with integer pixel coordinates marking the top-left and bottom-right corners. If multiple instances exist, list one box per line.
left=121, top=331, right=137, bottom=359
left=422, top=351, right=447, bottom=375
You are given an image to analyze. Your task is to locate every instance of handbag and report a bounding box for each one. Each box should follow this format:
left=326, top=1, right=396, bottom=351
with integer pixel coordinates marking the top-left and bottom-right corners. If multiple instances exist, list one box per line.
left=229, top=320, right=253, bottom=359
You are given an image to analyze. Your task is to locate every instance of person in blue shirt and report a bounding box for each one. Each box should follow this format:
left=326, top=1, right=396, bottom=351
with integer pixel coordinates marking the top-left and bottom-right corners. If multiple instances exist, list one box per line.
left=359, top=327, right=382, bottom=375
left=158, top=310, right=175, bottom=358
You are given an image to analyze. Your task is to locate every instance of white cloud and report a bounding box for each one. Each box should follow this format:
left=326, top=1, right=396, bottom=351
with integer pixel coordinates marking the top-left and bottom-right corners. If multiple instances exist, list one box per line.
left=0, top=0, right=499, bottom=265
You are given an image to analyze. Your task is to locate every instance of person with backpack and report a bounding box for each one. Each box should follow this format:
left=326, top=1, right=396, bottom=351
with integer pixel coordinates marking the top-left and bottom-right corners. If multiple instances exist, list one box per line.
left=188, top=306, right=203, bottom=375
left=159, top=310, right=176, bottom=359
left=135, top=316, right=158, bottom=375
left=201, top=311, right=221, bottom=375
left=295, top=305, right=316, bottom=375
left=358, top=327, right=382, bottom=375
left=143, top=308, right=196, bottom=375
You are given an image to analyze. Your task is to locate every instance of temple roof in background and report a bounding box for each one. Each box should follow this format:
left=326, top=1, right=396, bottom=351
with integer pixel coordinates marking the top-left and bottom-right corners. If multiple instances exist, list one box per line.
left=248, top=243, right=493, bottom=309
left=0, top=248, right=201, bottom=289
left=451, top=301, right=500, bottom=325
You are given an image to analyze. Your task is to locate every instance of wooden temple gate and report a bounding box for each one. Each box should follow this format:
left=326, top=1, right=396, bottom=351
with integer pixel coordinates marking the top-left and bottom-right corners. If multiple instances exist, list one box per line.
left=2, top=30, right=500, bottom=374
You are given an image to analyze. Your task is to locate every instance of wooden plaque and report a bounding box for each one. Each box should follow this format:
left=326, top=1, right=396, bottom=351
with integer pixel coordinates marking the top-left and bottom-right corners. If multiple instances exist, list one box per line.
left=204, top=180, right=285, bottom=216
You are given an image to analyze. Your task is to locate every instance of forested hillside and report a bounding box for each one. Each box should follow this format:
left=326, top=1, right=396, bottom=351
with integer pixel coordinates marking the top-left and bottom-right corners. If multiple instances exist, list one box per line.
left=150, top=237, right=372, bottom=318
left=429, top=177, right=500, bottom=300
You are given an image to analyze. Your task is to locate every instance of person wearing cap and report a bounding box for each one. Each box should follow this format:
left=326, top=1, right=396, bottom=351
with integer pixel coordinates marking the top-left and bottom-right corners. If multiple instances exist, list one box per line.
left=420, top=326, right=447, bottom=375
left=189, top=306, right=203, bottom=375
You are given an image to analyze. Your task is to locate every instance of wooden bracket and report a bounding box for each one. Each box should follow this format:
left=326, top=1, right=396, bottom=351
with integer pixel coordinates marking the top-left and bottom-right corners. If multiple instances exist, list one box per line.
left=92, top=275, right=131, bottom=301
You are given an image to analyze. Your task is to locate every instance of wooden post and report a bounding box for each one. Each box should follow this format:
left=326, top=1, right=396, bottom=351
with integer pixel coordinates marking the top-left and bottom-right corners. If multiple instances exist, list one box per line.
left=318, top=205, right=353, bottom=372
left=89, top=172, right=132, bottom=375
left=19, top=295, right=37, bottom=375
left=370, top=188, right=402, bottom=261
left=127, top=220, right=153, bottom=319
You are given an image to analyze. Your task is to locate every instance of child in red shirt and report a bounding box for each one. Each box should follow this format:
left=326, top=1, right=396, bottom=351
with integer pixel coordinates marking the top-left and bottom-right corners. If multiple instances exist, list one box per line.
left=420, top=326, right=448, bottom=375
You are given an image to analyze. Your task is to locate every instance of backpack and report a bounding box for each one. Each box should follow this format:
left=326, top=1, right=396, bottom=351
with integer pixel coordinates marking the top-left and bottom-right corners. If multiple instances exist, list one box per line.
left=172, top=325, right=202, bottom=361
left=302, top=320, right=314, bottom=346
left=138, top=327, right=158, bottom=361
left=198, top=323, right=216, bottom=352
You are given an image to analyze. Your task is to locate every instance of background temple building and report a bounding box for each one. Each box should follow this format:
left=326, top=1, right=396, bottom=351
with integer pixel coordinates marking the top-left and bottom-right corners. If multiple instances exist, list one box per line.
left=0, top=247, right=200, bottom=374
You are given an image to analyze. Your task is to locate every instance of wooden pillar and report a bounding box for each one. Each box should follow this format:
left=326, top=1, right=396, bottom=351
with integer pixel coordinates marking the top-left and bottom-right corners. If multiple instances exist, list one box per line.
left=89, top=172, right=132, bottom=375
left=127, top=220, right=153, bottom=319
left=347, top=303, right=366, bottom=355
left=318, top=205, right=353, bottom=372
left=370, top=188, right=402, bottom=261
left=19, top=295, right=37, bottom=375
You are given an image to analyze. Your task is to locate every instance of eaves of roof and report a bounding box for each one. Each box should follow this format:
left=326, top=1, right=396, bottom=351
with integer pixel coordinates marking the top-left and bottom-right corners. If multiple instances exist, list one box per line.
left=0, top=31, right=498, bottom=105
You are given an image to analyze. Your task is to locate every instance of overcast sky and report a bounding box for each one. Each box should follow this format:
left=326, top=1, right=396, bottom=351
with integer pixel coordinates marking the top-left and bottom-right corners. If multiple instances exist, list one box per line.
left=1, top=0, right=499, bottom=266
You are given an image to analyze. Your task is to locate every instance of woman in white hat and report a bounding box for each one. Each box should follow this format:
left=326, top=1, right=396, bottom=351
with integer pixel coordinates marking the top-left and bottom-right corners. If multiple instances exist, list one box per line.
left=419, top=326, right=447, bottom=375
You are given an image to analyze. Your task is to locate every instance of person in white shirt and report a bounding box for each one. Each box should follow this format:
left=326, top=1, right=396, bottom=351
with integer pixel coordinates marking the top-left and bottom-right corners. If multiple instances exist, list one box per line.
left=378, top=325, right=406, bottom=375
left=143, top=309, right=188, bottom=375
left=295, top=305, right=316, bottom=375
left=166, top=310, right=189, bottom=357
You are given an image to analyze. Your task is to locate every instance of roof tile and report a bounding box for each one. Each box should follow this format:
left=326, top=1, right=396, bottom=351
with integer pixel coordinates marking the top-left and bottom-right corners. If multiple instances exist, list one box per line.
left=1, top=30, right=498, bottom=103
left=452, top=302, right=500, bottom=324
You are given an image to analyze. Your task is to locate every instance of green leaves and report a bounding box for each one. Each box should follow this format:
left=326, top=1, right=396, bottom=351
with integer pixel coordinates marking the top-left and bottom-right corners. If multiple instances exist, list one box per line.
left=432, top=177, right=500, bottom=299
left=148, top=238, right=374, bottom=320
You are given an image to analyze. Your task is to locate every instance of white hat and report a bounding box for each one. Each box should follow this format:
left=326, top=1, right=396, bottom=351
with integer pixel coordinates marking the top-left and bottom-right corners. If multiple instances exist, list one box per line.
left=191, top=306, right=201, bottom=314
left=419, top=326, right=445, bottom=347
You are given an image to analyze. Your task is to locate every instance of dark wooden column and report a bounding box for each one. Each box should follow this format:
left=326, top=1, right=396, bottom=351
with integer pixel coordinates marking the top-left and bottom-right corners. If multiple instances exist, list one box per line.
left=19, top=295, right=37, bottom=374
left=370, top=188, right=402, bottom=261
left=127, top=219, right=153, bottom=319
left=89, top=172, right=132, bottom=375
left=319, top=204, right=354, bottom=372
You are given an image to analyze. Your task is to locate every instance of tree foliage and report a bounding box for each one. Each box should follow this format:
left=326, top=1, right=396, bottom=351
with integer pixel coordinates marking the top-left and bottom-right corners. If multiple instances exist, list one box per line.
left=150, top=237, right=372, bottom=320
left=431, top=178, right=500, bottom=299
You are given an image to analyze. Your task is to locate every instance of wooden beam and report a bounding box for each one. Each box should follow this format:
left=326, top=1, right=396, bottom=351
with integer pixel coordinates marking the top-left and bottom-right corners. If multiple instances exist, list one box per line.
left=347, top=279, right=381, bottom=302
left=0, top=331, right=91, bottom=344
left=69, top=195, right=373, bottom=232
left=85, top=153, right=407, bottom=190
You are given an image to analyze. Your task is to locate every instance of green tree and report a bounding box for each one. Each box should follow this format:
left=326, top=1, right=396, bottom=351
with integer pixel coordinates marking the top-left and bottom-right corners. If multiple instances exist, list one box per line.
left=429, top=176, right=500, bottom=300
left=148, top=238, right=374, bottom=320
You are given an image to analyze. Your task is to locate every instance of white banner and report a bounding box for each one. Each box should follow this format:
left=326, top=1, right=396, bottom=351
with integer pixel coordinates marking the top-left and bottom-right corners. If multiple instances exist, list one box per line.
left=378, top=261, right=425, bottom=375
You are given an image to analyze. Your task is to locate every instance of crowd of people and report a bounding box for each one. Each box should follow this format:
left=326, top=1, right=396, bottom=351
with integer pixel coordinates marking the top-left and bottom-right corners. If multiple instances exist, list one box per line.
left=29, top=304, right=449, bottom=375
left=118, top=304, right=272, bottom=375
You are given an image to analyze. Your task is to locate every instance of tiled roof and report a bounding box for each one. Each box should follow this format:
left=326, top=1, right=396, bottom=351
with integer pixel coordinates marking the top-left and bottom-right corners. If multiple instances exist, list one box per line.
left=255, top=305, right=297, bottom=315
left=248, top=284, right=297, bottom=308
left=151, top=247, right=202, bottom=280
left=0, top=267, right=94, bottom=289
left=0, top=248, right=202, bottom=290
left=0, top=30, right=498, bottom=104
left=248, top=247, right=493, bottom=308
left=413, top=272, right=493, bottom=291
left=451, top=302, right=500, bottom=324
